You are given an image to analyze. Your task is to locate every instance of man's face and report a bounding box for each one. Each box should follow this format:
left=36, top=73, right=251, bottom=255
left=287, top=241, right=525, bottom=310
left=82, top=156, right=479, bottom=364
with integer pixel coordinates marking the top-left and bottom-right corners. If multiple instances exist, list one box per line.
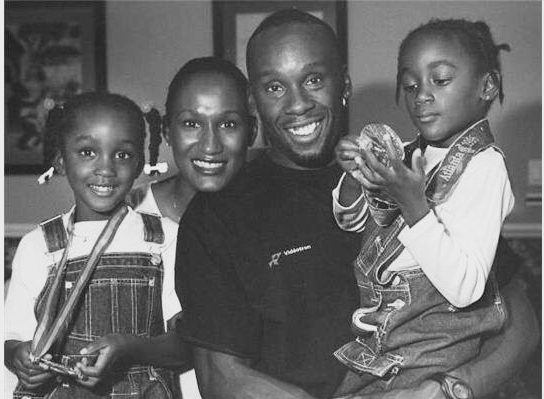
left=248, top=23, right=349, bottom=169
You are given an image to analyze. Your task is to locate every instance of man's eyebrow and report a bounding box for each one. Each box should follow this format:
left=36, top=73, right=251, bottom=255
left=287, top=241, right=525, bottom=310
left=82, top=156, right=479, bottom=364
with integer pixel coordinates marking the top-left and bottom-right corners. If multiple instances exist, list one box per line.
left=257, top=62, right=328, bottom=80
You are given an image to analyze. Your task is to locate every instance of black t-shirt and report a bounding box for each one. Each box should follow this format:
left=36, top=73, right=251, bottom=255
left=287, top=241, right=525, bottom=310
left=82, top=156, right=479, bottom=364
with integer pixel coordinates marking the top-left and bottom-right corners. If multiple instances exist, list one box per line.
left=175, top=155, right=361, bottom=399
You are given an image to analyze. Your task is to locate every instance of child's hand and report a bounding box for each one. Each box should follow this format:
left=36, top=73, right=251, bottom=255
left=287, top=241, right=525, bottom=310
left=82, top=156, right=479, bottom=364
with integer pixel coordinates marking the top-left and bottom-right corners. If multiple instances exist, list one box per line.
left=335, top=135, right=366, bottom=183
left=75, top=334, right=139, bottom=387
left=7, top=341, right=55, bottom=389
left=360, top=135, right=429, bottom=226
left=335, top=135, right=368, bottom=205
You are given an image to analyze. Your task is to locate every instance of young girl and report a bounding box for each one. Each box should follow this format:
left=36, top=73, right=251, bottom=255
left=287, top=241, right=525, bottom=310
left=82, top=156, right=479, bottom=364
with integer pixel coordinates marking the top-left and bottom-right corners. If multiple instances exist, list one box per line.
left=130, top=56, right=255, bottom=224
left=4, top=92, right=185, bottom=398
left=333, top=19, right=514, bottom=394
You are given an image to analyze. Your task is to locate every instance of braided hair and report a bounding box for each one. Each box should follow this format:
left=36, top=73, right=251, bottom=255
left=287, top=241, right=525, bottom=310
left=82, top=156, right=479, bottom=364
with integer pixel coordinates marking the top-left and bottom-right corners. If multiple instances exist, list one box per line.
left=42, top=92, right=161, bottom=177
left=396, top=18, right=510, bottom=105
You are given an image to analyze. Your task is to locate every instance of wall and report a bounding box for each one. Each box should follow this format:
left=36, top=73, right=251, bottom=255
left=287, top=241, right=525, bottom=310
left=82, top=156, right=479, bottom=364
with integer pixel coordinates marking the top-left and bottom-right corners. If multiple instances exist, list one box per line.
left=347, top=0, right=541, bottom=232
left=5, top=0, right=541, bottom=235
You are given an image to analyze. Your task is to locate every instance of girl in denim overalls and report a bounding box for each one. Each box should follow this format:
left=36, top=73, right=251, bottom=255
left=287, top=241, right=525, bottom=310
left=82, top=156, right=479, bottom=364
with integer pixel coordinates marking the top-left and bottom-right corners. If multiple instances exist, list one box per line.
left=5, top=93, right=185, bottom=398
left=333, top=19, right=514, bottom=395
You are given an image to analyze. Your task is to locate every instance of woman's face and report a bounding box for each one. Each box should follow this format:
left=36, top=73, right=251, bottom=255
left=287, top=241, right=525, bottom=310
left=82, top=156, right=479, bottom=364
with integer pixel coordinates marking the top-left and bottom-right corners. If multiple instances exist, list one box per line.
left=166, top=72, right=253, bottom=192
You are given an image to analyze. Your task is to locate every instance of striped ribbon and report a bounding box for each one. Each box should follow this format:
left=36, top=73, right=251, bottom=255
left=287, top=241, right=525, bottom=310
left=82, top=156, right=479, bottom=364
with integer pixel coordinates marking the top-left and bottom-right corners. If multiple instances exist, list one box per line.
left=30, top=205, right=129, bottom=361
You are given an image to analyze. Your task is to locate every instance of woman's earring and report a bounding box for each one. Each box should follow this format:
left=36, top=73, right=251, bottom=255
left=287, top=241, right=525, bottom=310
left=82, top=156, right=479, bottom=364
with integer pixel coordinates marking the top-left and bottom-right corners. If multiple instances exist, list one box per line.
left=342, top=96, right=348, bottom=107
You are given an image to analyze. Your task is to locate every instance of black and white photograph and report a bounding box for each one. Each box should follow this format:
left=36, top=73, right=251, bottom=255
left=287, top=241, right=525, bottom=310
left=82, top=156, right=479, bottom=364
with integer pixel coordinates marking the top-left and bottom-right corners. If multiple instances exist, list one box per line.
left=4, top=1, right=541, bottom=399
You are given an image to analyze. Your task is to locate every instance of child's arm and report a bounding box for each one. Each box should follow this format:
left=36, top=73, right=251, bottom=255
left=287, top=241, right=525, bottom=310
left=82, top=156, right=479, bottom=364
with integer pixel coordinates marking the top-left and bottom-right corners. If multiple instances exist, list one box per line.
left=5, top=340, right=55, bottom=389
left=333, top=135, right=370, bottom=232
left=363, top=139, right=514, bottom=308
left=4, top=230, right=55, bottom=389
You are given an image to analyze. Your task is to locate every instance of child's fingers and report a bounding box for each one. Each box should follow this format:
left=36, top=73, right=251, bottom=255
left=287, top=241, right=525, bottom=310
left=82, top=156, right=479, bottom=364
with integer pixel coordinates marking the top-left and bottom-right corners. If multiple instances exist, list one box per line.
left=17, top=368, right=54, bottom=388
left=382, top=134, right=400, bottom=162
left=76, top=374, right=102, bottom=388
left=337, top=149, right=363, bottom=163
left=355, top=172, right=382, bottom=192
left=359, top=149, right=387, bottom=184
left=360, top=147, right=388, bottom=176
left=76, top=350, right=110, bottom=378
left=80, top=341, right=107, bottom=356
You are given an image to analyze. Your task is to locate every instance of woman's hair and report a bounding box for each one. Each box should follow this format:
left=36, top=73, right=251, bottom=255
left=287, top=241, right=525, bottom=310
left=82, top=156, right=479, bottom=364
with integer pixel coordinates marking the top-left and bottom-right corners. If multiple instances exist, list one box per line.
left=43, top=92, right=162, bottom=174
left=164, top=56, right=249, bottom=125
left=396, top=18, right=510, bottom=104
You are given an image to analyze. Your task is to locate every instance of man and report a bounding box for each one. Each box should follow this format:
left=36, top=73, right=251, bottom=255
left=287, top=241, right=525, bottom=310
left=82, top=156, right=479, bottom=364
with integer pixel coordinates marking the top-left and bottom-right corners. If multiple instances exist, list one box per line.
left=175, top=10, right=537, bottom=399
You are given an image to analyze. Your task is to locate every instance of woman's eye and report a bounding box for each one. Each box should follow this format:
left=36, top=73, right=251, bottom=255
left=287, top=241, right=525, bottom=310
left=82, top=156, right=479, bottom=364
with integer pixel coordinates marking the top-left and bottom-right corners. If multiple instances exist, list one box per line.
left=220, top=120, right=237, bottom=129
left=182, top=120, right=200, bottom=129
left=79, top=149, right=95, bottom=157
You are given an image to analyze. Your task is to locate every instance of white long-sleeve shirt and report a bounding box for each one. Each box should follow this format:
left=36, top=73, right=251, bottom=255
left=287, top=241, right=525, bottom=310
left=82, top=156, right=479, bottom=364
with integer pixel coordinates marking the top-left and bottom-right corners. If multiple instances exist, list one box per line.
left=333, top=144, right=514, bottom=308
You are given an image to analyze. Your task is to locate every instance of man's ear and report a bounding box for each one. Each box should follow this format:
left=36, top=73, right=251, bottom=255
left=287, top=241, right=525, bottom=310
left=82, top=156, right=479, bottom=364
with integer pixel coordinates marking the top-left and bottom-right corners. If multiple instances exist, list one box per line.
left=481, top=71, right=500, bottom=102
left=52, top=151, right=65, bottom=176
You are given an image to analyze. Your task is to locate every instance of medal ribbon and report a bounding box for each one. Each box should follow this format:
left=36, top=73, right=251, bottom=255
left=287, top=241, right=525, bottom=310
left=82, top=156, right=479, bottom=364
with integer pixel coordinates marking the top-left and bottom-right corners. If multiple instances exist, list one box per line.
left=30, top=205, right=129, bottom=361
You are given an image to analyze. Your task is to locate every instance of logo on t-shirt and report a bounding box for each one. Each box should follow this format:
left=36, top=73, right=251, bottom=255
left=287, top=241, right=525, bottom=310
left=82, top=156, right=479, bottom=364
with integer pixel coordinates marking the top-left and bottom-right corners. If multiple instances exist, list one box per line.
left=268, top=244, right=312, bottom=268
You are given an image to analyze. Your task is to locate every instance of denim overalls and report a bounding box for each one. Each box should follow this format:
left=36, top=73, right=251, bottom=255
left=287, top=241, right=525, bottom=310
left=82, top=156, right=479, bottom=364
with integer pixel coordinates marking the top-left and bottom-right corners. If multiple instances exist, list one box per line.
left=13, top=212, right=180, bottom=399
left=334, top=121, right=508, bottom=393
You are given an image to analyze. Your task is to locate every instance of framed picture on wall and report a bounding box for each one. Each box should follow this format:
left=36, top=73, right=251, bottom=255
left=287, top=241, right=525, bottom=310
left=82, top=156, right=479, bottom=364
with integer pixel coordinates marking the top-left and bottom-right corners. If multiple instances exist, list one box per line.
left=5, top=1, right=106, bottom=174
left=212, top=0, right=347, bottom=75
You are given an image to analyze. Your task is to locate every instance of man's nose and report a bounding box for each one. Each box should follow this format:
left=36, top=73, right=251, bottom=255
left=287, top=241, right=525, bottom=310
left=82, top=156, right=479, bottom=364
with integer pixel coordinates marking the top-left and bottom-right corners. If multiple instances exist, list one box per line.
left=285, top=88, right=314, bottom=115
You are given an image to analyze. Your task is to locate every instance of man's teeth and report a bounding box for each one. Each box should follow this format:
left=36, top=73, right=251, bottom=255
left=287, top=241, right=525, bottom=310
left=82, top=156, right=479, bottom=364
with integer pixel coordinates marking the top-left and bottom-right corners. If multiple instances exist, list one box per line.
left=90, top=184, right=113, bottom=192
left=193, top=160, right=224, bottom=169
left=288, top=122, right=320, bottom=136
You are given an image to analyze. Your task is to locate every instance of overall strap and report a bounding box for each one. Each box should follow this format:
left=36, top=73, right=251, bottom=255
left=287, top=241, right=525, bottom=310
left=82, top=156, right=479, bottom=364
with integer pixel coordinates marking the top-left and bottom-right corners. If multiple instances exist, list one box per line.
left=141, top=212, right=165, bottom=244
left=30, top=205, right=129, bottom=361
left=361, top=120, right=497, bottom=283
left=40, top=215, right=68, bottom=253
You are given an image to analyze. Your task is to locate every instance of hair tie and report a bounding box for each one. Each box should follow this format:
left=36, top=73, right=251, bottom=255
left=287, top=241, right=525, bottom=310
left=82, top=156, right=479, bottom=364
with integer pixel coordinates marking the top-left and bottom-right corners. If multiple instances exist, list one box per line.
left=38, top=167, right=55, bottom=184
left=141, top=101, right=154, bottom=114
left=143, top=162, right=168, bottom=175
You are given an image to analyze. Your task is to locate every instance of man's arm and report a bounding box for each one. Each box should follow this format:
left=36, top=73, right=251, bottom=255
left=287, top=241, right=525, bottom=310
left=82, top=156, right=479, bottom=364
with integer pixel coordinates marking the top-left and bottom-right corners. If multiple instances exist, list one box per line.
left=193, top=346, right=316, bottom=399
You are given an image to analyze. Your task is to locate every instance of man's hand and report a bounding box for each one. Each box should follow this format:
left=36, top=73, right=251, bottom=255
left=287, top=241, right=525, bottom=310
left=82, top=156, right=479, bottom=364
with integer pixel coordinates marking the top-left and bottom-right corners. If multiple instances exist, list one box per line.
left=5, top=340, right=55, bottom=389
